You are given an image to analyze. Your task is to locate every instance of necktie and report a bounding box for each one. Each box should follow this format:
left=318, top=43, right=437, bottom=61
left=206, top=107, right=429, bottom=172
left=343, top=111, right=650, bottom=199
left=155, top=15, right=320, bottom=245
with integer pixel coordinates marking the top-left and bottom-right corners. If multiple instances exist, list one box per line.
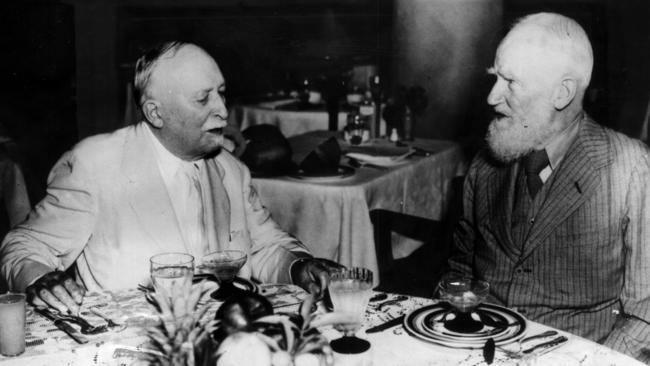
left=180, top=162, right=207, bottom=257
left=523, top=150, right=549, bottom=198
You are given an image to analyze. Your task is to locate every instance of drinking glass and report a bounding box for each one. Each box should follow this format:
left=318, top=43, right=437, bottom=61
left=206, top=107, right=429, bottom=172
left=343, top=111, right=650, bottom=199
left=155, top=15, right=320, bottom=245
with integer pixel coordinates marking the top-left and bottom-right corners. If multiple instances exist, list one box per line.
left=0, top=293, right=26, bottom=357
left=149, top=253, right=194, bottom=298
left=198, top=250, right=247, bottom=300
left=328, top=267, right=374, bottom=354
left=436, top=273, right=489, bottom=333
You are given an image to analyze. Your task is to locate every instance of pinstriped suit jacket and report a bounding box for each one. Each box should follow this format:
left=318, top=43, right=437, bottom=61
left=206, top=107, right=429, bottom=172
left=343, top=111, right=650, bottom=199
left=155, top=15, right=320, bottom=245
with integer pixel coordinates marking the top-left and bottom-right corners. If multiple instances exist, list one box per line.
left=450, top=116, right=650, bottom=362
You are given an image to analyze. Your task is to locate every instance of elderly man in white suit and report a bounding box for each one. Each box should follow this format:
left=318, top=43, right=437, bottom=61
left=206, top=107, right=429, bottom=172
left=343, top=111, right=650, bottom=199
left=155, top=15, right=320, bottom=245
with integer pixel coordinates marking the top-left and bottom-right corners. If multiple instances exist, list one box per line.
left=0, top=42, right=337, bottom=313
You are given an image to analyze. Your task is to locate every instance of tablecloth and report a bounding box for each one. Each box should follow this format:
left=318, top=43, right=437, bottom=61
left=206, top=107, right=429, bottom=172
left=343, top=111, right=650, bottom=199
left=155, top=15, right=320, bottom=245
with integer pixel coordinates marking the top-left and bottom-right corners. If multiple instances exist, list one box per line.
left=252, top=131, right=468, bottom=284
left=1, top=288, right=641, bottom=366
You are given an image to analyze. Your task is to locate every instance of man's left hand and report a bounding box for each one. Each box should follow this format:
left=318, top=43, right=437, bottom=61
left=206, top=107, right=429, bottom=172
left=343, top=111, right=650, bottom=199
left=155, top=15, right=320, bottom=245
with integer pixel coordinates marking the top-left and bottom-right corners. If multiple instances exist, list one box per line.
left=291, top=257, right=344, bottom=299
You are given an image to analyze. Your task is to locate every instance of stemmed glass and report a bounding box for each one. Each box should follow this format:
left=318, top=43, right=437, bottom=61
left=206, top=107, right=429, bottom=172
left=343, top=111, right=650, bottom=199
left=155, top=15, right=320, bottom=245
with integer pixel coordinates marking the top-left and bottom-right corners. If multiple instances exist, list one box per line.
left=198, top=250, right=248, bottom=301
left=436, top=273, right=489, bottom=333
left=150, top=253, right=195, bottom=298
left=328, top=267, right=374, bottom=354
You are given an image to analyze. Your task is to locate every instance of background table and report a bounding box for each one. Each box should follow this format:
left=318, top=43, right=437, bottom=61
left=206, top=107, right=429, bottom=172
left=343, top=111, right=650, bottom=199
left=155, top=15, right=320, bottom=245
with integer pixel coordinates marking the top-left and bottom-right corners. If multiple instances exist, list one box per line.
left=1, top=288, right=642, bottom=366
left=252, top=131, right=468, bottom=285
left=228, top=100, right=349, bottom=137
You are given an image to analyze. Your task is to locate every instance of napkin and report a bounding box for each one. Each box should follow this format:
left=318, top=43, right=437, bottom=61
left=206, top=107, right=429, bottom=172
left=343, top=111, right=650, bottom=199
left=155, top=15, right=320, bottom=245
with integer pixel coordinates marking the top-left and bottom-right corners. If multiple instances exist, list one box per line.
left=345, top=149, right=414, bottom=167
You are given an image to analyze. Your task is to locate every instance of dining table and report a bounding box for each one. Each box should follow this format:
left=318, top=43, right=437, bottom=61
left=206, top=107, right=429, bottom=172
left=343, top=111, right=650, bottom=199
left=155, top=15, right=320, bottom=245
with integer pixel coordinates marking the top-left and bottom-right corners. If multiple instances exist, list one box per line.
left=0, top=284, right=641, bottom=366
left=228, top=99, right=383, bottom=137
left=251, top=130, right=468, bottom=285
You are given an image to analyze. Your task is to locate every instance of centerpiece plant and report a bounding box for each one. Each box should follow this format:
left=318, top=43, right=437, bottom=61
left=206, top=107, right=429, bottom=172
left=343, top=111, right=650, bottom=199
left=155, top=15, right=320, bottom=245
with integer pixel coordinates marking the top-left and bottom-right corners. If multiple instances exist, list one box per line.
left=144, top=283, right=352, bottom=366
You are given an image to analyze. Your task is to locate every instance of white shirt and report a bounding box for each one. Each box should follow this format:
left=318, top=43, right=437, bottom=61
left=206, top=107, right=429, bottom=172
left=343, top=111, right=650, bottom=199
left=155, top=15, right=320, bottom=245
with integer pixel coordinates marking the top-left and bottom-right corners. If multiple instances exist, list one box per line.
left=144, top=124, right=207, bottom=259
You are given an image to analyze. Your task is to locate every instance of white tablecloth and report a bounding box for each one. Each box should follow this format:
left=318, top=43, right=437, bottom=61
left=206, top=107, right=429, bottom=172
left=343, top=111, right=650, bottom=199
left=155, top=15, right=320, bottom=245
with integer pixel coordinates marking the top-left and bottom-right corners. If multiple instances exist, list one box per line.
left=252, top=131, right=468, bottom=284
left=1, top=289, right=641, bottom=366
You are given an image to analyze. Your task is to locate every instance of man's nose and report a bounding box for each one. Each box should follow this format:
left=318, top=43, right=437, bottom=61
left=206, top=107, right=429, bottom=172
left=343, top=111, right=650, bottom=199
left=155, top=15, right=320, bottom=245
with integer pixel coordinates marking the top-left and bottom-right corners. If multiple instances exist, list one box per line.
left=211, top=95, right=228, bottom=120
left=486, top=81, right=504, bottom=106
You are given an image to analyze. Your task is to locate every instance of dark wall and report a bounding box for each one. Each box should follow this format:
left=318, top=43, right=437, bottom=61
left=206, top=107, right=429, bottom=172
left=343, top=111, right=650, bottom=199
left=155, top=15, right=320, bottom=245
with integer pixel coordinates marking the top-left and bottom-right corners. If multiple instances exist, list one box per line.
left=115, top=2, right=393, bottom=122
left=0, top=2, right=78, bottom=201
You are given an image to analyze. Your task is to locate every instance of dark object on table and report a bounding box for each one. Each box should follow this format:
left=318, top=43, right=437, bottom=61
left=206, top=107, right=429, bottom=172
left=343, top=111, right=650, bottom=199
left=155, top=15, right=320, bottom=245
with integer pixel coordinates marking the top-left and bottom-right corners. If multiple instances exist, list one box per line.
left=298, top=136, right=342, bottom=175
left=483, top=338, right=495, bottom=364
left=213, top=292, right=273, bottom=341
left=240, top=125, right=298, bottom=177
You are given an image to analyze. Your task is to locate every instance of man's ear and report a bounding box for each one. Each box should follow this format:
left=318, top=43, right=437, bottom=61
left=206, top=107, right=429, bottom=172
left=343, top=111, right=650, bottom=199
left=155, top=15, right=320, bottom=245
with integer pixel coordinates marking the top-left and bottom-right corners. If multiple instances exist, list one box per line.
left=553, top=77, right=577, bottom=110
left=142, top=99, right=164, bottom=128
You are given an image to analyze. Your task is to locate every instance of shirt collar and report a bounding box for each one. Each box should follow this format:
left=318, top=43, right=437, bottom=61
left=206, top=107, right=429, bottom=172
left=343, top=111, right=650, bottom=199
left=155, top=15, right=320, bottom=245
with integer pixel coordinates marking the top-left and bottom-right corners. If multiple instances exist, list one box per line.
left=144, top=123, right=192, bottom=181
left=544, top=114, right=582, bottom=170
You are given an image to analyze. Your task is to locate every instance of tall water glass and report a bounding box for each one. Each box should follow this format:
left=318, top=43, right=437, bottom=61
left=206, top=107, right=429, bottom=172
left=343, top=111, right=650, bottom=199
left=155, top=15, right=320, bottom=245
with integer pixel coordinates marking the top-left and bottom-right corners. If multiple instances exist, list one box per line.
left=150, top=253, right=194, bottom=297
left=329, top=267, right=373, bottom=354
left=0, top=293, right=26, bottom=357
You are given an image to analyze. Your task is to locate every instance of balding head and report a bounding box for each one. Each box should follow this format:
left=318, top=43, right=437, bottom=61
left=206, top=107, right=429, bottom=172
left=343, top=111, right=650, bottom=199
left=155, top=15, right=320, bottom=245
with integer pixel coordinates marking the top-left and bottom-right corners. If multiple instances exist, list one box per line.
left=506, top=12, right=593, bottom=93
left=133, top=41, right=229, bottom=161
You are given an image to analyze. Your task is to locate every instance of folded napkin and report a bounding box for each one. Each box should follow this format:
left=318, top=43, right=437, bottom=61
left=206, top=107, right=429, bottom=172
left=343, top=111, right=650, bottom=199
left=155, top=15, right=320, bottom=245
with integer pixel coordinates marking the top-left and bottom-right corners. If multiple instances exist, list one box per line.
left=346, top=149, right=415, bottom=167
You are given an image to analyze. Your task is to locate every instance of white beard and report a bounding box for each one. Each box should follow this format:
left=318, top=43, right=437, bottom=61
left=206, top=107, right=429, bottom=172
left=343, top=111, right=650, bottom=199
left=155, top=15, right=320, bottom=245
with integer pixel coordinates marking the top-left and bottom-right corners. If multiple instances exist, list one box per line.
left=485, top=115, right=559, bottom=163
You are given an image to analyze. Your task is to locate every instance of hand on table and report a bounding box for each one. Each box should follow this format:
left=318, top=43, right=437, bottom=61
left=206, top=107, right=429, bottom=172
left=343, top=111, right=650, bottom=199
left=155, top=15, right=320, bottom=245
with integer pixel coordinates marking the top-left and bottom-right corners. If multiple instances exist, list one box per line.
left=291, top=257, right=344, bottom=299
left=26, top=270, right=85, bottom=314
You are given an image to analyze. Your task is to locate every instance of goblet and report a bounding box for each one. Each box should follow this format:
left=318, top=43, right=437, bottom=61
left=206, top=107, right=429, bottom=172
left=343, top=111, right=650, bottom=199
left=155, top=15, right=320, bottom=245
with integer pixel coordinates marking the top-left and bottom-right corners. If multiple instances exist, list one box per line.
left=436, top=273, right=489, bottom=333
left=150, top=252, right=194, bottom=298
left=199, top=250, right=247, bottom=301
left=328, top=267, right=374, bottom=354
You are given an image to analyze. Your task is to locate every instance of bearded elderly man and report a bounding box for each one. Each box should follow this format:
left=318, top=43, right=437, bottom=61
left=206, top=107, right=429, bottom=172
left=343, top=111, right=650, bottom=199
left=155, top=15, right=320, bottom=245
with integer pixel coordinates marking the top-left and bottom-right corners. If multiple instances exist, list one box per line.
left=448, top=13, right=650, bottom=361
left=0, top=41, right=339, bottom=314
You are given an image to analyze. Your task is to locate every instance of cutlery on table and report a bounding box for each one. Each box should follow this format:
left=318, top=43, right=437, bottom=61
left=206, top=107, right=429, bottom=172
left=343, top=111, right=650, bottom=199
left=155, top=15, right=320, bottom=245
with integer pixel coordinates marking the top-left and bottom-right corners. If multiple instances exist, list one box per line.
left=34, top=307, right=90, bottom=344
left=365, top=314, right=405, bottom=333
left=374, top=295, right=408, bottom=311
left=496, top=335, right=569, bottom=359
left=521, top=336, right=568, bottom=354
left=35, top=306, right=107, bottom=335
left=520, top=330, right=558, bottom=344
left=89, top=306, right=127, bottom=332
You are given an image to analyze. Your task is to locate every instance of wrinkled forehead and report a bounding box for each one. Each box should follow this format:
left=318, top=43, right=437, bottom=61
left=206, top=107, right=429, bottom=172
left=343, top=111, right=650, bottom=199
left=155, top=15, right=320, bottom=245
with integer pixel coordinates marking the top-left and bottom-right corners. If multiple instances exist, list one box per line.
left=149, top=45, right=224, bottom=96
left=495, top=26, right=568, bottom=78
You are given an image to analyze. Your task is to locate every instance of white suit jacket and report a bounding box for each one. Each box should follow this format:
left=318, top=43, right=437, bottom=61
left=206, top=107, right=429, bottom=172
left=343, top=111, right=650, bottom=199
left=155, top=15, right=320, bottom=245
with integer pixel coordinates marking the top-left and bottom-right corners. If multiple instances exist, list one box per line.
left=0, top=122, right=308, bottom=292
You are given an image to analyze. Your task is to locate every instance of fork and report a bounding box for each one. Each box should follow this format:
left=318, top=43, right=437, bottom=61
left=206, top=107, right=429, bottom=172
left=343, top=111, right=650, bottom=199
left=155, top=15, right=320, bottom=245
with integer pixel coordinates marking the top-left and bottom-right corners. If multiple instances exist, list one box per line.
left=89, top=306, right=127, bottom=332
left=36, top=307, right=107, bottom=335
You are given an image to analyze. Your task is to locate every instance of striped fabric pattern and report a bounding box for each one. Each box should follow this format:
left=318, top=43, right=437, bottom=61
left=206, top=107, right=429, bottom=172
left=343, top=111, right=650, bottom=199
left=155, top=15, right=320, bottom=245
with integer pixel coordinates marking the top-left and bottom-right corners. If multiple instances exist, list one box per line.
left=449, top=116, right=650, bottom=363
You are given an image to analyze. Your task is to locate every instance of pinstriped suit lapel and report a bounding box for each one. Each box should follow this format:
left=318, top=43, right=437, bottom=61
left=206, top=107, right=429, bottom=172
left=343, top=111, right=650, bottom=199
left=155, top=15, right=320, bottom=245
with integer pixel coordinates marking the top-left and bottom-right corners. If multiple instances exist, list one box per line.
left=488, top=161, right=520, bottom=261
left=522, top=119, right=612, bottom=259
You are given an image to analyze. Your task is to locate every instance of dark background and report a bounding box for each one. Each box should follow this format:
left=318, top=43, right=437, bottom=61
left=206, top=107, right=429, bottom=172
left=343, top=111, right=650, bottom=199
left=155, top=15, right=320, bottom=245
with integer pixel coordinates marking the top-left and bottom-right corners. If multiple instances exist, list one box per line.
left=0, top=0, right=648, bottom=204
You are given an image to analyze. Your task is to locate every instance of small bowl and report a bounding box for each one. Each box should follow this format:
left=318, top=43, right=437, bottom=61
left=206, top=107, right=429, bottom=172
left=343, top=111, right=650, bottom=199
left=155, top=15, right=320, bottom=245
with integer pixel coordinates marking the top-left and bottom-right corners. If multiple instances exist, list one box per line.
left=437, top=274, right=489, bottom=313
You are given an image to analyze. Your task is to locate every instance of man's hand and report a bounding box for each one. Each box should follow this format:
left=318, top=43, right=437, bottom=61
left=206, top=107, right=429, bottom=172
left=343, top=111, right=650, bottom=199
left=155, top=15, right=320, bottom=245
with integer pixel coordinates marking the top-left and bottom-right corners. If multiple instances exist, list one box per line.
left=290, top=257, right=344, bottom=299
left=25, top=270, right=85, bottom=314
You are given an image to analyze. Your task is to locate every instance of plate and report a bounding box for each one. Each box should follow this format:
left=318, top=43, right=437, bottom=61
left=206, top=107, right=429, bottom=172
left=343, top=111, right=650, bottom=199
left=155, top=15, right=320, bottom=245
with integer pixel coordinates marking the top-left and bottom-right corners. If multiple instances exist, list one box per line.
left=404, top=303, right=527, bottom=349
left=287, top=165, right=355, bottom=183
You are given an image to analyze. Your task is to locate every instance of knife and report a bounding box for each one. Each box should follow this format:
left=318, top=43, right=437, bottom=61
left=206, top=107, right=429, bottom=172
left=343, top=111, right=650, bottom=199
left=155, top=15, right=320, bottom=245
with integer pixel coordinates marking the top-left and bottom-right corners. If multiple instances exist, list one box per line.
left=522, top=336, right=568, bottom=354
left=54, top=319, right=89, bottom=344
left=35, top=307, right=89, bottom=344
left=365, top=314, right=405, bottom=333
